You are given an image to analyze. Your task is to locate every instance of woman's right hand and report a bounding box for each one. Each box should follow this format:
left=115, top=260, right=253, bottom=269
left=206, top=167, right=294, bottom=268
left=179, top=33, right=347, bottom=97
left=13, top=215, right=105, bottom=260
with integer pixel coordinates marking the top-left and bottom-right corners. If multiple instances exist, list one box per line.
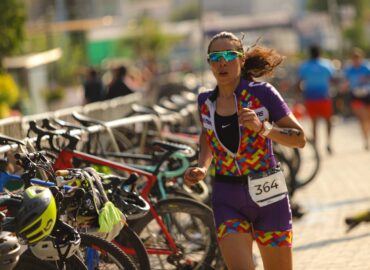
left=184, top=167, right=207, bottom=186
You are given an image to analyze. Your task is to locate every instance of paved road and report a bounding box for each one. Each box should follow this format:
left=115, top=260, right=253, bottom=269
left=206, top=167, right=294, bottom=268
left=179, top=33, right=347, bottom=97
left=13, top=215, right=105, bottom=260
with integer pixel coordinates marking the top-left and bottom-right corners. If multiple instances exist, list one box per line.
left=254, top=117, right=370, bottom=270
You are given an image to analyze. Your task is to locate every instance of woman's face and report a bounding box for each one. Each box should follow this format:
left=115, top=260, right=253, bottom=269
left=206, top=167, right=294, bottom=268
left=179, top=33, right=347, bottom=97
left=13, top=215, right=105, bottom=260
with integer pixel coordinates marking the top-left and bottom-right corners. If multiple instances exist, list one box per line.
left=208, top=38, right=244, bottom=86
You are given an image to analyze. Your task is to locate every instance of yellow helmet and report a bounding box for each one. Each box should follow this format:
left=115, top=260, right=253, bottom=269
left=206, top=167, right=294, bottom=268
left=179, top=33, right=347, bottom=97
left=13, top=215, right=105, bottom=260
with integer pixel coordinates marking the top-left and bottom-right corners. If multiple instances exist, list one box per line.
left=16, top=186, right=57, bottom=244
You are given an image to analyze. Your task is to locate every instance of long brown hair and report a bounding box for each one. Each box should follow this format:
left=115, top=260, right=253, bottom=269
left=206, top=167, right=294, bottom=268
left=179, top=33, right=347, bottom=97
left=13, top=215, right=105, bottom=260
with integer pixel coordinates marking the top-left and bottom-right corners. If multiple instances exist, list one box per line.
left=207, top=31, right=284, bottom=81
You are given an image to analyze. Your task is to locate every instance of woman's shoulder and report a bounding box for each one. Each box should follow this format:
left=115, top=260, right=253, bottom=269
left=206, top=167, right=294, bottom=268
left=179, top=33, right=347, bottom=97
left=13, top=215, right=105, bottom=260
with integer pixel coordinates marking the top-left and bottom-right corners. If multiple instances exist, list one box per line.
left=198, top=88, right=216, bottom=104
left=247, top=81, right=277, bottom=93
left=246, top=80, right=285, bottom=103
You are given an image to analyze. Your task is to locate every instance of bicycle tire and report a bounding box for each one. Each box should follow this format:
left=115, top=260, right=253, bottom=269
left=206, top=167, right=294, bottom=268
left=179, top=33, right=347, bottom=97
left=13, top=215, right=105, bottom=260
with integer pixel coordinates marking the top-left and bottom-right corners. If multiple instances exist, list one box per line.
left=273, top=144, right=301, bottom=176
left=78, top=232, right=137, bottom=270
left=294, top=138, right=320, bottom=189
left=131, top=197, right=218, bottom=270
left=114, top=224, right=151, bottom=270
left=274, top=152, right=297, bottom=197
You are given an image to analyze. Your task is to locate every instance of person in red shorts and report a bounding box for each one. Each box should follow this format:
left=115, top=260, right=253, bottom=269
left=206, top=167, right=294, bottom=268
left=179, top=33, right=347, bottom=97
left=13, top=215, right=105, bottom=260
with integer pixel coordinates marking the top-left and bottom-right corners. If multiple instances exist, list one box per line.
left=343, top=48, right=370, bottom=151
left=297, top=45, right=336, bottom=154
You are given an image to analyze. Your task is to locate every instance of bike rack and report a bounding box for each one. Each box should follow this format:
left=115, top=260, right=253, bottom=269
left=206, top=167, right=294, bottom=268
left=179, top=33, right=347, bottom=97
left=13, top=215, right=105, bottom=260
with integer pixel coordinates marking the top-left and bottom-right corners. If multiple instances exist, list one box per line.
left=0, top=114, right=162, bottom=154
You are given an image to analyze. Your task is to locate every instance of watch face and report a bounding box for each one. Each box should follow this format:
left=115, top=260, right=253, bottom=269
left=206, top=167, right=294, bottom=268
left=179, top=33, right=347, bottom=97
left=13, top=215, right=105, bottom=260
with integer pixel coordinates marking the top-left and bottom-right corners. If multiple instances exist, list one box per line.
left=262, top=121, right=273, bottom=136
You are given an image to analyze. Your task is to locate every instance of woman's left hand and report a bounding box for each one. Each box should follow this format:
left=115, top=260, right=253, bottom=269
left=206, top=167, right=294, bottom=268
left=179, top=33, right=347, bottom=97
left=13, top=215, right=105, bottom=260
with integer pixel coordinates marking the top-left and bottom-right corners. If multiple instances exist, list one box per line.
left=238, top=108, right=263, bottom=132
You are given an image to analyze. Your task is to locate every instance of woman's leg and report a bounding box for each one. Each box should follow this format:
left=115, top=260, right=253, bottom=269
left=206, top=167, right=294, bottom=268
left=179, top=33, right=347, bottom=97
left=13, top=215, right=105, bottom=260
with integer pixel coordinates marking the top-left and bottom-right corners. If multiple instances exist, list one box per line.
left=353, top=106, right=369, bottom=148
left=366, top=106, right=370, bottom=149
left=219, top=232, right=255, bottom=270
left=258, top=244, right=293, bottom=270
left=325, top=117, right=333, bottom=154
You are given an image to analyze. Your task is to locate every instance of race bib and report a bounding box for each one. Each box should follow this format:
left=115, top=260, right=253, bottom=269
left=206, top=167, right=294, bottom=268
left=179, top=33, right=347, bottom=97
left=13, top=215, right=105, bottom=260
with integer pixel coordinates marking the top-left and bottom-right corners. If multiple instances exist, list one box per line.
left=248, top=170, right=288, bottom=207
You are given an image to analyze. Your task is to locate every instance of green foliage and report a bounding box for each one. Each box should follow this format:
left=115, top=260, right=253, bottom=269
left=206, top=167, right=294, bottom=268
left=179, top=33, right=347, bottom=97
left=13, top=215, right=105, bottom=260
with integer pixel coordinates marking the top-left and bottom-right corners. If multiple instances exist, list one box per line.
left=307, top=0, right=369, bottom=11
left=0, top=0, right=26, bottom=69
left=306, top=0, right=327, bottom=11
left=123, top=16, right=182, bottom=62
left=344, top=18, right=366, bottom=47
left=169, top=0, right=200, bottom=21
left=22, top=33, right=50, bottom=54
left=41, top=86, right=65, bottom=103
left=307, top=0, right=370, bottom=52
left=56, top=42, right=85, bottom=86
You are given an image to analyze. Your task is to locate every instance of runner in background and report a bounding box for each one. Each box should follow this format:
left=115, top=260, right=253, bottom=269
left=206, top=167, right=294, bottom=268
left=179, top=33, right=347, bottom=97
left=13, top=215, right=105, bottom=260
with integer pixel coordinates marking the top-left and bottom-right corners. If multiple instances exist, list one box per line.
left=296, top=45, right=336, bottom=154
left=342, top=47, right=370, bottom=151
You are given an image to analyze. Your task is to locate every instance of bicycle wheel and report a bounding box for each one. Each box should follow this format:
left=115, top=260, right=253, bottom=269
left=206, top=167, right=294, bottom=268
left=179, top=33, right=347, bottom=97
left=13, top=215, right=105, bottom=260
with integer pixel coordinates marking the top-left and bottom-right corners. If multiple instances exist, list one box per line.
left=78, top=232, right=137, bottom=270
left=294, top=138, right=320, bottom=189
left=114, top=224, right=151, bottom=270
left=274, top=152, right=296, bottom=197
left=14, top=252, right=87, bottom=270
left=131, top=197, right=217, bottom=270
left=273, top=144, right=301, bottom=176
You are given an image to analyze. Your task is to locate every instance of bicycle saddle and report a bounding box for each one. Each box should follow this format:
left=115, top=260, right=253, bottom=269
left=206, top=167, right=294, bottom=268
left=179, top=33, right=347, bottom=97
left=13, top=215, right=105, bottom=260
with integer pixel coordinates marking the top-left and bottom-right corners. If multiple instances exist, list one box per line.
left=53, top=118, right=87, bottom=131
left=158, top=97, right=179, bottom=111
left=180, top=91, right=197, bottom=102
left=152, top=104, right=176, bottom=116
left=131, top=104, right=157, bottom=116
left=169, top=94, right=188, bottom=107
left=72, top=112, right=105, bottom=127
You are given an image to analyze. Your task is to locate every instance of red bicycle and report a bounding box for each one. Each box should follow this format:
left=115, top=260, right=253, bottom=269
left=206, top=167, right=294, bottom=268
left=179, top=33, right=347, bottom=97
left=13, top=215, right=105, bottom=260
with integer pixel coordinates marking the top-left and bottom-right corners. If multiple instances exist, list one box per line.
left=29, top=122, right=218, bottom=270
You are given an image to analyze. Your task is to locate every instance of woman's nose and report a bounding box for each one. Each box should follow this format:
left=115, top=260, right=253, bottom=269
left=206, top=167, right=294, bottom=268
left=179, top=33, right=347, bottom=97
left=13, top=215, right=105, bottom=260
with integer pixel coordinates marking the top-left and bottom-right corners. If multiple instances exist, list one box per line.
left=219, top=57, right=227, bottom=65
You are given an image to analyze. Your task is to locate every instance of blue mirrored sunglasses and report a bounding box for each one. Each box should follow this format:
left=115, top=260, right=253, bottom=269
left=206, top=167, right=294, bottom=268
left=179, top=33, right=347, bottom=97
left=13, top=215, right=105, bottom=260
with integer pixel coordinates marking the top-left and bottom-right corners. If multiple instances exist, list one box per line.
left=207, top=50, right=243, bottom=62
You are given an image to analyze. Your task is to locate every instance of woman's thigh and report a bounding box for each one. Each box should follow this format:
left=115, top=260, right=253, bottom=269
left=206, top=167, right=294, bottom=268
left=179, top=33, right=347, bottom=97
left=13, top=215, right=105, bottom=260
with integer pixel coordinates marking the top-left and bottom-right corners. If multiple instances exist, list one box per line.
left=219, top=232, right=256, bottom=270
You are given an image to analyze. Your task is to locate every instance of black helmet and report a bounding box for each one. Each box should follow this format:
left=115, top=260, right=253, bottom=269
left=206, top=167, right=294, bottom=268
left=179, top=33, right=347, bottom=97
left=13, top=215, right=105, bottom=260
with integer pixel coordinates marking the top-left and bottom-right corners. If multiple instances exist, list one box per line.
left=112, top=189, right=150, bottom=220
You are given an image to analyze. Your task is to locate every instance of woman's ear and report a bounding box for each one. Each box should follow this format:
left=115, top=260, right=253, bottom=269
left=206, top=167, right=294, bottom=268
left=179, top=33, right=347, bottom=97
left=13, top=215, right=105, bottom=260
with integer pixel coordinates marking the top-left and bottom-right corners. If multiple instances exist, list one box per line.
left=240, top=56, right=246, bottom=68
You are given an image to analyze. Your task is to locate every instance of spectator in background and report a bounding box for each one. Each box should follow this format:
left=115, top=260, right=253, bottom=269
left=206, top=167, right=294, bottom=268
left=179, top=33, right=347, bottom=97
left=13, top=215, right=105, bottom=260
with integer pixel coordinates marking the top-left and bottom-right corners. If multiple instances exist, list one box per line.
left=106, top=65, right=133, bottom=99
left=83, top=68, right=105, bottom=104
left=343, top=47, right=370, bottom=150
left=297, top=45, right=336, bottom=154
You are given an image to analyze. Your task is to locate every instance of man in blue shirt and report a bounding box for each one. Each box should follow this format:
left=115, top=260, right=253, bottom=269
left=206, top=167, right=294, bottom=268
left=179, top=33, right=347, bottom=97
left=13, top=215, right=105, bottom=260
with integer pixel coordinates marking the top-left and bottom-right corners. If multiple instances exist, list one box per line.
left=343, top=47, right=370, bottom=150
left=297, top=45, right=335, bottom=154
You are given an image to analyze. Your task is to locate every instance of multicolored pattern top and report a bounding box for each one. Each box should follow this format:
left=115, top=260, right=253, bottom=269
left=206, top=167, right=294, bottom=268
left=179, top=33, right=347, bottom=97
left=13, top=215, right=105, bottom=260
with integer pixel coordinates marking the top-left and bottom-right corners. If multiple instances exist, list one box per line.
left=198, top=79, right=291, bottom=176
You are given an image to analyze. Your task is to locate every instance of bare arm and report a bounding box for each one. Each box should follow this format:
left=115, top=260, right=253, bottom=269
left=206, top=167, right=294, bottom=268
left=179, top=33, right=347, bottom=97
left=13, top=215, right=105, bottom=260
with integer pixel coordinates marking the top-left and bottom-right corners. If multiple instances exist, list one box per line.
left=239, top=108, right=306, bottom=148
left=184, top=129, right=213, bottom=185
left=264, top=113, right=306, bottom=148
left=197, top=129, right=213, bottom=171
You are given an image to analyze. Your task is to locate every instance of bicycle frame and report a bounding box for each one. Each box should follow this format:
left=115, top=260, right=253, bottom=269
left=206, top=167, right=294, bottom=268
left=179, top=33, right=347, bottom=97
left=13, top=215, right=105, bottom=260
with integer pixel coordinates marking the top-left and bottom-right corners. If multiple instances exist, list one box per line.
left=55, top=148, right=180, bottom=256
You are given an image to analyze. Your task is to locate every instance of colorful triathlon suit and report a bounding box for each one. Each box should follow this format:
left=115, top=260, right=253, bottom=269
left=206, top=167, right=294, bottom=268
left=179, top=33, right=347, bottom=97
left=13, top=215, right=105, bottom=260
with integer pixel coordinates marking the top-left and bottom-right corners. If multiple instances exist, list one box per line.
left=198, top=79, right=292, bottom=247
left=344, top=63, right=370, bottom=108
left=298, top=58, right=335, bottom=119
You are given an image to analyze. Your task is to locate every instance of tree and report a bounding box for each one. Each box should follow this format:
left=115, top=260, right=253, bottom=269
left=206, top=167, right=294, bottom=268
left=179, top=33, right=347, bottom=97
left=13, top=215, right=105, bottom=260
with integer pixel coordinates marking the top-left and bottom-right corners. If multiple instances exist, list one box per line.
left=123, top=16, right=182, bottom=72
left=0, top=0, right=26, bottom=70
left=307, top=0, right=370, bottom=51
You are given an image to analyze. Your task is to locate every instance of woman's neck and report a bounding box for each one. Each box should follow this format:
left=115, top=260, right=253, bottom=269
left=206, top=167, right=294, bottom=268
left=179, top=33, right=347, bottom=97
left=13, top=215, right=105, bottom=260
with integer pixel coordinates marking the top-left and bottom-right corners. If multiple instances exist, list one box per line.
left=218, top=78, right=240, bottom=98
